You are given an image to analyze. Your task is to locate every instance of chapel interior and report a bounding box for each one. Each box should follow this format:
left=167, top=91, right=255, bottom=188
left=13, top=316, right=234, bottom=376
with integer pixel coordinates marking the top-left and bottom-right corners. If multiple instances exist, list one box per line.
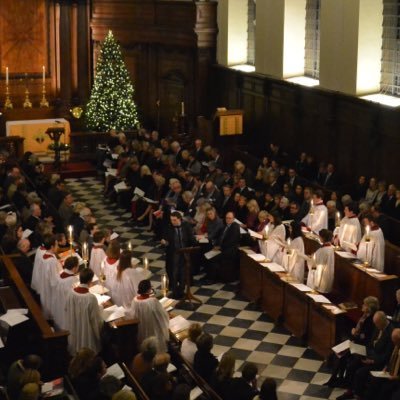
left=0, top=1, right=400, bottom=400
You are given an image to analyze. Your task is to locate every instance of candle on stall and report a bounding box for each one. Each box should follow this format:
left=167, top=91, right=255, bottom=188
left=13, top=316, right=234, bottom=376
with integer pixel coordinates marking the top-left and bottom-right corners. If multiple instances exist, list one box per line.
left=82, top=242, right=88, bottom=261
left=68, top=225, right=73, bottom=244
left=287, top=238, right=292, bottom=255
left=144, top=257, right=149, bottom=270
left=161, top=274, right=168, bottom=297
left=264, top=224, right=269, bottom=239
left=181, top=101, right=185, bottom=116
left=365, top=225, right=370, bottom=240
left=5, top=67, right=8, bottom=85
left=127, top=241, right=132, bottom=251
left=42, top=66, right=45, bottom=84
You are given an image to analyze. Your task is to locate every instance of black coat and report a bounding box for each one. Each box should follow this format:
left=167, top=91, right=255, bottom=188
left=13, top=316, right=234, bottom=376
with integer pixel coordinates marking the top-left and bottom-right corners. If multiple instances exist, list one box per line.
left=220, top=377, right=258, bottom=400
left=219, top=222, right=241, bottom=259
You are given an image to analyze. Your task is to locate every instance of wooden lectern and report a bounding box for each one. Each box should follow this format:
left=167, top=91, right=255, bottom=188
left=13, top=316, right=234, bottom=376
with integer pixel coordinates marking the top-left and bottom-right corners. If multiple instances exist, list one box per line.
left=177, top=246, right=202, bottom=307
left=213, top=108, right=244, bottom=136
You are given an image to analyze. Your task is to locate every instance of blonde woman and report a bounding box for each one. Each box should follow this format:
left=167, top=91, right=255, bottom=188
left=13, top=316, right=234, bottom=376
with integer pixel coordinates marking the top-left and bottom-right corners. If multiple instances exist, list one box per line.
left=246, top=199, right=260, bottom=230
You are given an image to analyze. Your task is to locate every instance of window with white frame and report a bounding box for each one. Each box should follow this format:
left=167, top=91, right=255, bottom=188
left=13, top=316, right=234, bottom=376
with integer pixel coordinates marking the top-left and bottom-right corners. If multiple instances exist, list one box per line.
left=304, top=0, right=320, bottom=79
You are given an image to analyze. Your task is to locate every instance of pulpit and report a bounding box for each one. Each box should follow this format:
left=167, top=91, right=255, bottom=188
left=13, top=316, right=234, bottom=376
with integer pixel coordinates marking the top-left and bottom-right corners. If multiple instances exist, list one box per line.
left=214, top=108, right=244, bottom=136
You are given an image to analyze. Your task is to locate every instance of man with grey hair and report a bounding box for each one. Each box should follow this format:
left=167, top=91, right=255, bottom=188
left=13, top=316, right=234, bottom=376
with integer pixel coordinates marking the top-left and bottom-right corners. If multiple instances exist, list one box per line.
left=24, top=204, right=42, bottom=232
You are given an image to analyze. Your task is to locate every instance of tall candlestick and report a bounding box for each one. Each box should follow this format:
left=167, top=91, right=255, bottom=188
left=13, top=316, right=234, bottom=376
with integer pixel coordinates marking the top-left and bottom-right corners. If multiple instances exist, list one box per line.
left=144, top=257, right=149, bottom=270
left=6, top=67, right=8, bottom=85
left=127, top=241, right=132, bottom=251
left=42, top=66, right=45, bottom=84
left=68, top=225, right=73, bottom=256
left=181, top=101, right=185, bottom=116
left=82, top=242, right=88, bottom=264
left=161, top=274, right=169, bottom=297
left=365, top=225, right=370, bottom=240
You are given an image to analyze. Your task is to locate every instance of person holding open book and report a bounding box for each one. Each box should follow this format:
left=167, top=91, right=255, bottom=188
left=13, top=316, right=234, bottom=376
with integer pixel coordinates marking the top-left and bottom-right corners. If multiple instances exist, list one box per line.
left=325, top=296, right=380, bottom=388
left=336, top=311, right=393, bottom=400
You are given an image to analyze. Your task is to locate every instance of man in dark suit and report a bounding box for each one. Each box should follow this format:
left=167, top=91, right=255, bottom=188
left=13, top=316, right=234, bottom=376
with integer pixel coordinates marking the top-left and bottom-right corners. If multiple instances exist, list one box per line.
left=204, top=211, right=241, bottom=284
left=234, top=178, right=254, bottom=199
left=221, top=362, right=259, bottom=400
left=13, top=239, right=33, bottom=286
left=323, top=163, right=338, bottom=189
left=161, top=211, right=196, bottom=299
left=287, top=168, right=302, bottom=189
left=220, top=185, right=236, bottom=217
left=24, top=203, right=42, bottom=232
left=194, top=139, right=207, bottom=162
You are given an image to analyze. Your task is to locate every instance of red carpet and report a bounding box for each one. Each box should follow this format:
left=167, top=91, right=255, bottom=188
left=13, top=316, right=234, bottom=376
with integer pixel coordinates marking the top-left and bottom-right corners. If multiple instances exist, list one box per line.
left=43, top=161, right=97, bottom=179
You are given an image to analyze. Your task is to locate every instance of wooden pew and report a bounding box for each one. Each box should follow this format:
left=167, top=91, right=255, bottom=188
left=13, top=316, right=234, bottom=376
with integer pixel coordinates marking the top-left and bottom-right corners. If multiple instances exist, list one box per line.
left=0, top=255, right=69, bottom=380
left=303, top=236, right=399, bottom=313
left=239, top=251, right=263, bottom=303
left=121, top=363, right=150, bottom=400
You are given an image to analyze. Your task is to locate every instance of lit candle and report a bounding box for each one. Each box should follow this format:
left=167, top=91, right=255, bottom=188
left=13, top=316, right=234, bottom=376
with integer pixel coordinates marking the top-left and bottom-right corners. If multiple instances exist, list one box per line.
left=264, top=224, right=269, bottom=239
left=144, top=257, right=149, bottom=270
left=5, top=67, right=8, bottom=86
left=127, top=241, right=132, bottom=251
left=82, top=242, right=88, bottom=261
left=42, top=66, right=45, bottom=84
left=161, top=274, right=169, bottom=297
left=335, top=211, right=341, bottom=227
left=365, top=225, right=370, bottom=241
left=68, top=225, right=73, bottom=244
left=181, top=101, right=185, bottom=116
left=286, top=238, right=292, bottom=255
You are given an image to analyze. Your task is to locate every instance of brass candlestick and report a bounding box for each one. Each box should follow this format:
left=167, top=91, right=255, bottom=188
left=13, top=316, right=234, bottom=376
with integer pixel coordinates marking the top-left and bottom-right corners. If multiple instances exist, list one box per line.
left=40, top=84, right=49, bottom=108
left=23, top=88, right=32, bottom=108
left=4, top=85, right=13, bottom=109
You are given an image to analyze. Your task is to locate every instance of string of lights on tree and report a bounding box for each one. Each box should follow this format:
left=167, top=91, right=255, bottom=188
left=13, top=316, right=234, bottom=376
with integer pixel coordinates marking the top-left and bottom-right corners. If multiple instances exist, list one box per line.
left=86, top=30, right=139, bottom=132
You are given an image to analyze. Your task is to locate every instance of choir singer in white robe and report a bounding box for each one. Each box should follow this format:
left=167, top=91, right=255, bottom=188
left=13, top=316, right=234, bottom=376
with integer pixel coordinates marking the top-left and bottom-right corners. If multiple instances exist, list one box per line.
left=301, top=190, right=328, bottom=234
left=110, top=250, right=151, bottom=307
left=65, top=268, right=103, bottom=355
left=100, top=240, right=120, bottom=290
left=89, top=230, right=107, bottom=277
left=333, top=202, right=361, bottom=253
left=127, top=279, right=169, bottom=352
left=307, top=229, right=335, bottom=293
left=357, top=215, right=385, bottom=272
left=40, top=235, right=62, bottom=319
left=259, top=211, right=286, bottom=263
left=282, top=221, right=305, bottom=283
left=53, top=256, right=79, bottom=330
left=31, top=242, right=47, bottom=294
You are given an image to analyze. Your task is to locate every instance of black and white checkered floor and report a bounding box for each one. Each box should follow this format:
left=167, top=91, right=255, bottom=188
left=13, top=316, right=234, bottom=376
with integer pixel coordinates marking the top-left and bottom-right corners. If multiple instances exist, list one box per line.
left=66, top=177, right=346, bottom=400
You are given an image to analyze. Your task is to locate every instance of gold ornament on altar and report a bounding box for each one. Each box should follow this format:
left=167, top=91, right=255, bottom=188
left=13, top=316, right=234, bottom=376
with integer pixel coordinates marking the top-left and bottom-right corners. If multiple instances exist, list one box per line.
left=40, top=66, right=49, bottom=108
left=22, top=74, right=32, bottom=109
left=4, top=67, right=13, bottom=109
left=71, top=107, right=83, bottom=119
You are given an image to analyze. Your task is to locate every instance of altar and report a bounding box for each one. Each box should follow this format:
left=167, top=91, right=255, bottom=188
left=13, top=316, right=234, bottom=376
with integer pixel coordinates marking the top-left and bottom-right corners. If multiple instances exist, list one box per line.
left=6, top=119, right=71, bottom=154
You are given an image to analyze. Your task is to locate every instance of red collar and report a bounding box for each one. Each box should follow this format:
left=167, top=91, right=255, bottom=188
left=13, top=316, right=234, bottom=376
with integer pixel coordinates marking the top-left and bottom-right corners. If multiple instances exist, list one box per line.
left=106, top=257, right=118, bottom=264
left=315, top=201, right=324, bottom=206
left=40, top=246, right=46, bottom=251
left=93, top=245, right=104, bottom=249
left=349, top=215, right=358, bottom=219
left=74, top=286, right=89, bottom=294
left=60, top=271, right=75, bottom=279
left=137, top=294, right=150, bottom=300
left=322, top=243, right=332, bottom=247
left=371, top=226, right=379, bottom=231
left=43, top=253, right=55, bottom=260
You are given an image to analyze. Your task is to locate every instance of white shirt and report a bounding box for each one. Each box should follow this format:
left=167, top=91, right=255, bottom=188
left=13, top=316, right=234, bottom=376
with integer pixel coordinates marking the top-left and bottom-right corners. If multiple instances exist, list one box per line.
left=89, top=245, right=106, bottom=277
left=31, top=246, right=47, bottom=294
left=40, top=252, right=62, bottom=319
left=181, top=338, right=197, bottom=365
left=259, top=223, right=286, bottom=263
left=334, top=216, right=362, bottom=252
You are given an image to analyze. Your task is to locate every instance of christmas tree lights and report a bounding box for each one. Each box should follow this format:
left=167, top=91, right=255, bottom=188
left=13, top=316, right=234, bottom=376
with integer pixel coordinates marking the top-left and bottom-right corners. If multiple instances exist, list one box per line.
left=86, top=31, right=139, bottom=131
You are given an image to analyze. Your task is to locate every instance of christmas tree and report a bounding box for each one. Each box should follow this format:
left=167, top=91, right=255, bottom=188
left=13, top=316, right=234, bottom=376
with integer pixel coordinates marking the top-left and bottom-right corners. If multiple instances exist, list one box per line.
left=86, top=31, right=139, bottom=131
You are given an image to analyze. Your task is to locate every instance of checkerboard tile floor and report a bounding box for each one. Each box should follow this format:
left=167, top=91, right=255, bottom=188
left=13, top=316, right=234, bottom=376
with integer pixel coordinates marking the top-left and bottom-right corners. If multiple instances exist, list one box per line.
left=66, top=177, right=345, bottom=400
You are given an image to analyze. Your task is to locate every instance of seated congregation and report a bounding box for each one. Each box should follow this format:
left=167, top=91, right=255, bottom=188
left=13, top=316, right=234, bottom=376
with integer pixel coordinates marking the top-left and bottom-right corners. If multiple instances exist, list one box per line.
left=0, top=129, right=399, bottom=400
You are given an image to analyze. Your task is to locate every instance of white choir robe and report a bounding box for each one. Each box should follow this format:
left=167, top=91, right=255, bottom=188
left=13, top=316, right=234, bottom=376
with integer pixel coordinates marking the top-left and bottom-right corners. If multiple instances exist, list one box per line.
left=357, top=228, right=385, bottom=272
left=41, top=252, right=62, bottom=319
left=128, top=296, right=169, bottom=352
left=259, top=223, right=286, bottom=263
left=89, top=245, right=106, bottom=277
left=31, top=246, right=47, bottom=294
left=110, top=268, right=142, bottom=307
left=301, top=204, right=328, bottom=234
left=334, top=217, right=362, bottom=252
left=282, top=236, right=305, bottom=283
left=53, top=270, right=79, bottom=330
left=306, top=245, right=335, bottom=293
left=65, top=286, right=103, bottom=355
left=101, top=258, right=119, bottom=290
